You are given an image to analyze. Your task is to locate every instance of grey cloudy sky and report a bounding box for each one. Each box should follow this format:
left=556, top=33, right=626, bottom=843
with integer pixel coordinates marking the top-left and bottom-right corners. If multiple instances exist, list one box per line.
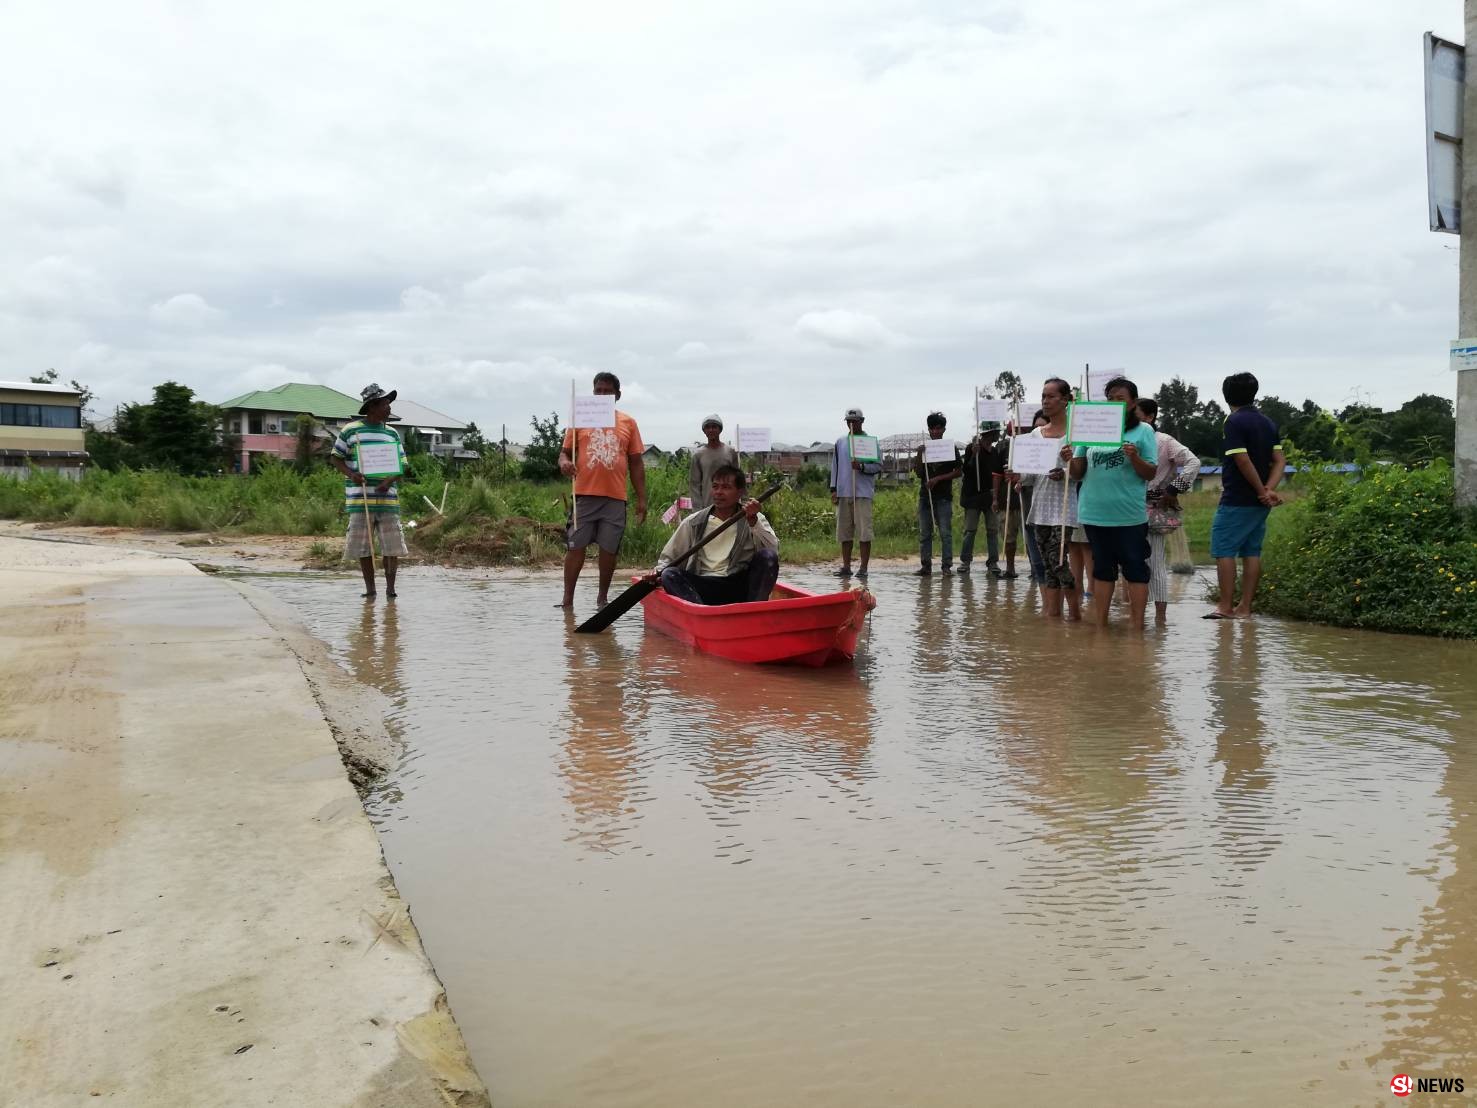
left=0, top=0, right=1463, bottom=447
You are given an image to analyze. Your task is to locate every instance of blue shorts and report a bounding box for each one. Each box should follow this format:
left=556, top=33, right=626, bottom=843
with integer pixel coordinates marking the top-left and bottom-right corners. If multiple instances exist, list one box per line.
left=1083, top=523, right=1151, bottom=585
left=1210, top=505, right=1270, bottom=559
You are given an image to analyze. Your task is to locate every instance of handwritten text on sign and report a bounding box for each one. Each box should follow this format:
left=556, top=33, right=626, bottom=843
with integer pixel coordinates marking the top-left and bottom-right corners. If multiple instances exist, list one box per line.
left=1067, top=402, right=1125, bottom=446
left=1009, top=434, right=1066, bottom=475
left=976, top=397, right=1009, bottom=424
left=850, top=434, right=881, bottom=462
left=738, top=427, right=772, bottom=453
left=923, top=438, right=956, bottom=463
left=356, top=442, right=402, bottom=478
left=573, top=394, right=616, bottom=429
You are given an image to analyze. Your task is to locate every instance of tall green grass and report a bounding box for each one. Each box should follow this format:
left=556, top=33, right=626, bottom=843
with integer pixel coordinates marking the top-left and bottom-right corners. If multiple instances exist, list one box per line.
left=0, top=457, right=1231, bottom=568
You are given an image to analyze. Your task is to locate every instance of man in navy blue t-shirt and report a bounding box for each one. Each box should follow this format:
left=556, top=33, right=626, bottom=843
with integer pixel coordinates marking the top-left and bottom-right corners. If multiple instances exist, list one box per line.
left=1206, top=372, right=1286, bottom=619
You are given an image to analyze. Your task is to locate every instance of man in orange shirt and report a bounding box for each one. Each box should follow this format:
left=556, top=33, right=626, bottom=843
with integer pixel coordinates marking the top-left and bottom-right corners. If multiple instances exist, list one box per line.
left=558, top=372, right=649, bottom=608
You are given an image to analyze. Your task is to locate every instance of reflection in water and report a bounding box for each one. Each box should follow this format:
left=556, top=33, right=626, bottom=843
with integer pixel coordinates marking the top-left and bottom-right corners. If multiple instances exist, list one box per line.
left=246, top=568, right=1477, bottom=1106
left=1207, top=623, right=1279, bottom=877
left=561, top=624, right=646, bottom=853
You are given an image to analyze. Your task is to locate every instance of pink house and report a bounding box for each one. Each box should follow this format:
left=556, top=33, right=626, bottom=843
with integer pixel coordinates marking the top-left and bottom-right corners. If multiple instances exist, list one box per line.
left=218, top=383, right=362, bottom=473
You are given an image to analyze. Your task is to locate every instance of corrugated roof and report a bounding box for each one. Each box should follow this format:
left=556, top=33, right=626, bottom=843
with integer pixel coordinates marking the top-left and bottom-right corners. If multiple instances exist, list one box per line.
left=387, top=397, right=467, bottom=431
left=218, top=383, right=361, bottom=419
left=0, top=380, right=80, bottom=395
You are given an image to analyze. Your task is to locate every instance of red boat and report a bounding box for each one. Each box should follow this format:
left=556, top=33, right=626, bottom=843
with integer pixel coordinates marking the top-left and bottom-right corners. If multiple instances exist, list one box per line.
left=638, top=581, right=876, bottom=666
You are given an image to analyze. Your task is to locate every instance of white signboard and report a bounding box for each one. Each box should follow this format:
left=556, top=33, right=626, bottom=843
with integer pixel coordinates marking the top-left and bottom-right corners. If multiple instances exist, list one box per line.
left=1067, top=402, right=1126, bottom=447
left=976, top=397, right=1010, bottom=424
left=1009, top=434, right=1066, bottom=475
left=1087, top=368, right=1123, bottom=401
left=1451, top=338, right=1477, bottom=371
left=923, top=438, right=956, bottom=463
left=1426, top=32, right=1464, bottom=233
left=573, top=394, right=616, bottom=428
left=356, top=441, right=402, bottom=478
left=737, top=426, right=772, bottom=453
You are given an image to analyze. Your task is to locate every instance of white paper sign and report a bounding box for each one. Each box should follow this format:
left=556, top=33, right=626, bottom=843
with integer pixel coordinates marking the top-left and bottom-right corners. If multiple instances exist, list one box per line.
left=573, top=394, right=616, bottom=428
left=1009, top=434, right=1067, bottom=475
left=976, top=397, right=1009, bottom=424
left=1451, top=339, right=1477, bottom=371
left=1087, top=369, right=1123, bottom=401
left=356, top=441, right=402, bottom=477
left=737, top=427, right=772, bottom=452
left=923, top=438, right=956, bottom=463
left=1068, top=402, right=1126, bottom=446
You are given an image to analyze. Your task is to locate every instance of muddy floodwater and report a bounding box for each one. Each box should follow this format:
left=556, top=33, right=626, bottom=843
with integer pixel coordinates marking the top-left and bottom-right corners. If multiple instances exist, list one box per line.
left=249, top=566, right=1476, bottom=1106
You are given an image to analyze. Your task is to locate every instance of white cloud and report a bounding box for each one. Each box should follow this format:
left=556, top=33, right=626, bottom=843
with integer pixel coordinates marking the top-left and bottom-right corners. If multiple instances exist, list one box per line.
left=795, top=309, right=899, bottom=351
left=0, top=1, right=1458, bottom=445
left=148, top=293, right=222, bottom=328
left=399, top=285, right=446, bottom=313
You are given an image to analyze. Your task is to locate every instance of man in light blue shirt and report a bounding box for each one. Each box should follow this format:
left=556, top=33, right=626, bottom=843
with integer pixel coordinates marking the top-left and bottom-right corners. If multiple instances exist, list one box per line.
left=828, top=408, right=882, bottom=580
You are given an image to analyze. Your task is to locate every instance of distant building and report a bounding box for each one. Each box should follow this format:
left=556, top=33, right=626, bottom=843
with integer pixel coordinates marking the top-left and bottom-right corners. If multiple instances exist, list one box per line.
left=0, top=379, right=87, bottom=480
left=640, top=443, right=667, bottom=466
left=218, top=383, right=479, bottom=471
left=218, top=383, right=361, bottom=472
left=389, top=397, right=479, bottom=463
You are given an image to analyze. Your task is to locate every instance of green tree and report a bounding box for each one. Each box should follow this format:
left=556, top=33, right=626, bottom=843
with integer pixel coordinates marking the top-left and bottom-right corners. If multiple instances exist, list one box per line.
left=1152, top=377, right=1201, bottom=445
left=1388, top=394, right=1456, bottom=464
left=293, top=413, right=325, bottom=470
left=522, top=411, right=564, bottom=480
left=1180, top=399, right=1227, bottom=459
left=993, top=371, right=1025, bottom=406
left=1288, top=403, right=1338, bottom=458
left=462, top=421, right=489, bottom=457
left=142, top=382, right=225, bottom=474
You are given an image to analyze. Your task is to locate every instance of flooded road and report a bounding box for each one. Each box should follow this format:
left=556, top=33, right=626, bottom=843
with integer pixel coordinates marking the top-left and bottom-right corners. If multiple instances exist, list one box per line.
left=249, top=567, right=1477, bottom=1106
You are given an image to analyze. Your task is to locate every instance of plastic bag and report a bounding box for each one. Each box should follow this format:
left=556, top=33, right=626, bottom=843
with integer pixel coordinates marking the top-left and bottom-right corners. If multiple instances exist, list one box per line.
left=1166, top=526, right=1194, bottom=574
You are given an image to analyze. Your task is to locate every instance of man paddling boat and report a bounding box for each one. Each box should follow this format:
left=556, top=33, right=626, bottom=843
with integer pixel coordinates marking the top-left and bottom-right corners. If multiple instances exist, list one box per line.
left=644, top=465, right=779, bottom=605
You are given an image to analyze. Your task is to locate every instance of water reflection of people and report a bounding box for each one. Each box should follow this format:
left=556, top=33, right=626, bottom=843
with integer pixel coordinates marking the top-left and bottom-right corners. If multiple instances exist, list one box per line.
left=347, top=601, right=403, bottom=706
left=560, top=628, right=646, bottom=852
left=1206, top=624, right=1278, bottom=874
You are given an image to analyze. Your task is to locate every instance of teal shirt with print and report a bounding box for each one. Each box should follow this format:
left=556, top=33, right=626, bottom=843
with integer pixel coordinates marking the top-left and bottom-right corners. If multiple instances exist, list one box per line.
left=1073, top=421, right=1159, bottom=527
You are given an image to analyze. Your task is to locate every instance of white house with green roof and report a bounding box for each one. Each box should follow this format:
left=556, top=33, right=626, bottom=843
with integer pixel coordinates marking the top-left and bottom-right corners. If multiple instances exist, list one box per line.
left=218, top=383, right=362, bottom=472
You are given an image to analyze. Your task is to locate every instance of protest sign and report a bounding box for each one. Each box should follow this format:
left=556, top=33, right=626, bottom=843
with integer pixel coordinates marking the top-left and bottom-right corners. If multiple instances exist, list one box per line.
left=976, top=397, right=1010, bottom=424
left=850, top=434, right=881, bottom=462
left=356, top=441, right=402, bottom=479
left=923, top=438, right=956, bottom=463
left=738, top=427, right=772, bottom=453
left=1009, top=434, right=1065, bottom=475
left=1067, top=402, right=1126, bottom=447
left=573, top=394, right=616, bottom=429
left=1087, top=368, right=1123, bottom=401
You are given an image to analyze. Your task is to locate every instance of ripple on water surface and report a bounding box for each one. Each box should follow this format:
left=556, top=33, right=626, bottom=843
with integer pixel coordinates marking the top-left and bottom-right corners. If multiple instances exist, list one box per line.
left=248, top=567, right=1477, bottom=1106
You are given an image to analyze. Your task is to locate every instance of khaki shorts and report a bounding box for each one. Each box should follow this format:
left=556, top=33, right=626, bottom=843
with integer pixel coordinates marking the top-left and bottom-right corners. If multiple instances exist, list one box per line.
left=836, top=497, right=874, bottom=542
left=567, top=494, right=627, bottom=554
left=346, top=512, right=409, bottom=558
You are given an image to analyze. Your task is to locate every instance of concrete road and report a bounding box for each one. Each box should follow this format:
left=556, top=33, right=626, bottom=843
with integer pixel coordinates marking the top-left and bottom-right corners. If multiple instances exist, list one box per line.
left=0, top=537, right=490, bottom=1107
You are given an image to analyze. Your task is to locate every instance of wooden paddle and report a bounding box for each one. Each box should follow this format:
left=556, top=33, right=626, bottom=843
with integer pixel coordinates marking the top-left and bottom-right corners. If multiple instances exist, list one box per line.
left=574, top=483, right=783, bottom=634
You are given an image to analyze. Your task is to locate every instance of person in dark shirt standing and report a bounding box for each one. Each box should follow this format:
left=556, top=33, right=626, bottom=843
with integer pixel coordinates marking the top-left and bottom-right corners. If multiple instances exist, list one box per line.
left=1206, top=372, right=1286, bottom=619
left=912, top=411, right=961, bottom=576
left=958, top=423, right=1002, bottom=576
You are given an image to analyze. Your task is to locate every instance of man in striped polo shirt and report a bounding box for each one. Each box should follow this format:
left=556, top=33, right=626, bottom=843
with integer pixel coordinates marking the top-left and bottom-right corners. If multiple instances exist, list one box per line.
left=331, top=384, right=409, bottom=600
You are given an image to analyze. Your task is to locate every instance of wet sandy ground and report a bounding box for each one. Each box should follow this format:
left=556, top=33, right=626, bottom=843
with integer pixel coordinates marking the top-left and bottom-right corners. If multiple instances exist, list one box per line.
left=249, top=564, right=1477, bottom=1107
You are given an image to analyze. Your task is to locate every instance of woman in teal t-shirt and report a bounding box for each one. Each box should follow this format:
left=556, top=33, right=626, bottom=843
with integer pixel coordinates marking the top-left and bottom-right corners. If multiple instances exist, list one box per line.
left=1069, top=377, right=1159, bottom=630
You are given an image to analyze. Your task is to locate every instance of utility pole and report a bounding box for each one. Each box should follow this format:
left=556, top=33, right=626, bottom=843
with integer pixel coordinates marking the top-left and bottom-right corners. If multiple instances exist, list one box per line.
left=1460, top=0, right=1477, bottom=505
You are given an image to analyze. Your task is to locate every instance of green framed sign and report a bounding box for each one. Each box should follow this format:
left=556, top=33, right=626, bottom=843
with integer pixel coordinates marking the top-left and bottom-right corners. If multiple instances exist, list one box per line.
left=1067, top=401, right=1126, bottom=447
left=850, top=434, right=881, bottom=463
left=355, top=440, right=404, bottom=480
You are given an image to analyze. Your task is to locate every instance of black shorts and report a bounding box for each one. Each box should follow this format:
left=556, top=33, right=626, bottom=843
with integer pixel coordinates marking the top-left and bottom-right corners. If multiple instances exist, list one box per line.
left=1084, top=523, right=1151, bottom=585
